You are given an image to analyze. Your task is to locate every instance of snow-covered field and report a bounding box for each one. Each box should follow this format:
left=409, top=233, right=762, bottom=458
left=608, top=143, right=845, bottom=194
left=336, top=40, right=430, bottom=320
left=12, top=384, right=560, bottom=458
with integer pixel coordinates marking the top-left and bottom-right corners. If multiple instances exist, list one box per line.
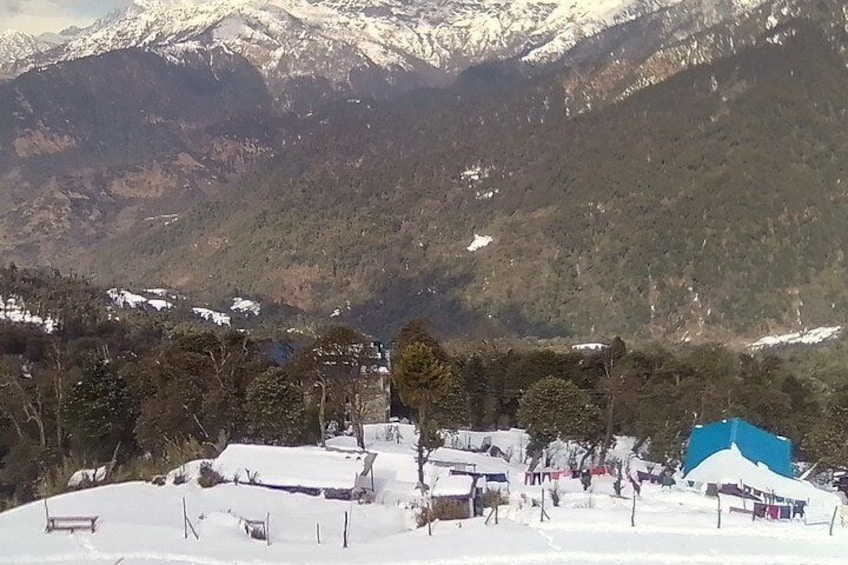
left=2, top=425, right=847, bottom=565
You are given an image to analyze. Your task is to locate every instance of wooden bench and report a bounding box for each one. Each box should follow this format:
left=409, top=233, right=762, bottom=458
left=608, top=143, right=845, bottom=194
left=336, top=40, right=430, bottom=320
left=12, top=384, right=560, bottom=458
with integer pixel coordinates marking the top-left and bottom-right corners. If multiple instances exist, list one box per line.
left=46, top=515, right=99, bottom=533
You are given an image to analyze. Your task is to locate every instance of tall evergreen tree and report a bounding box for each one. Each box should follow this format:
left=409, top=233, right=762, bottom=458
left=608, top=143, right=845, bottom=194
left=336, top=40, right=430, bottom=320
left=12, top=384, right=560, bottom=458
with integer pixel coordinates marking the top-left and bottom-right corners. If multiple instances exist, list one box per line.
left=393, top=323, right=467, bottom=490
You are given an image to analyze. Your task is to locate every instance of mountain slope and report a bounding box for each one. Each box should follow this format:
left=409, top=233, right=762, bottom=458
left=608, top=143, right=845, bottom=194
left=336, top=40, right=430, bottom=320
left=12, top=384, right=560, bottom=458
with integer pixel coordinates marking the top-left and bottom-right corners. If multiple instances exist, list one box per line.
left=85, top=18, right=848, bottom=340
left=0, top=49, right=278, bottom=263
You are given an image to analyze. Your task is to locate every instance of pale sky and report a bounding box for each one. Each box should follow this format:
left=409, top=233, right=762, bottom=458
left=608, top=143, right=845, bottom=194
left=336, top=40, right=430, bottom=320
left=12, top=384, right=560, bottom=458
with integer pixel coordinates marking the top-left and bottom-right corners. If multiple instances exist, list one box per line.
left=1, top=0, right=133, bottom=34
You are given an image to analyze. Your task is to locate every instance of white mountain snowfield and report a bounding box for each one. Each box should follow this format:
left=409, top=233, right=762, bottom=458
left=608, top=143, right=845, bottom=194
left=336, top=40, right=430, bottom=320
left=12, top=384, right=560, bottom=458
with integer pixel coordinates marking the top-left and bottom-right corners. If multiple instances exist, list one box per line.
left=2, top=424, right=847, bottom=565
left=0, top=0, right=779, bottom=90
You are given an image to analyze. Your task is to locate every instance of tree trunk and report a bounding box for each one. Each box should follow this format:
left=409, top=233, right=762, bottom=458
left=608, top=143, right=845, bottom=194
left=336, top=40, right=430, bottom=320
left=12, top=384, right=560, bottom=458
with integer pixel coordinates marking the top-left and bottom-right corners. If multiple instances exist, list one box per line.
left=416, top=404, right=428, bottom=491
left=351, top=396, right=365, bottom=450
left=599, top=396, right=616, bottom=465
left=416, top=438, right=427, bottom=491
left=318, top=379, right=327, bottom=448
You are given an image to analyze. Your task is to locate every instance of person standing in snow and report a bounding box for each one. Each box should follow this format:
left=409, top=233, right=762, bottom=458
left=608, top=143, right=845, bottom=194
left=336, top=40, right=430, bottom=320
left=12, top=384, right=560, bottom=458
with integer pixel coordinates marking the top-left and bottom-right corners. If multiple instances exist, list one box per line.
left=580, top=469, right=592, bottom=492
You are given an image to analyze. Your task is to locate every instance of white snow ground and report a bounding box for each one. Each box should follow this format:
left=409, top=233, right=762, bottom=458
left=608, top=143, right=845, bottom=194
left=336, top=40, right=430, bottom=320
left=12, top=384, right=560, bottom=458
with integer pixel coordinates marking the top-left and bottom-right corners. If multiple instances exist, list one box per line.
left=2, top=424, right=847, bottom=565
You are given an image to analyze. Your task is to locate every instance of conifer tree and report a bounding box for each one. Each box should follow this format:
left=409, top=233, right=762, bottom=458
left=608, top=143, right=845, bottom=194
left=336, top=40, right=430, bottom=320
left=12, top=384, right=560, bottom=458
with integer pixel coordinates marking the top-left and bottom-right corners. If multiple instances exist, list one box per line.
left=246, top=368, right=306, bottom=445
left=393, top=323, right=467, bottom=490
left=64, top=359, right=135, bottom=460
left=518, top=376, right=601, bottom=461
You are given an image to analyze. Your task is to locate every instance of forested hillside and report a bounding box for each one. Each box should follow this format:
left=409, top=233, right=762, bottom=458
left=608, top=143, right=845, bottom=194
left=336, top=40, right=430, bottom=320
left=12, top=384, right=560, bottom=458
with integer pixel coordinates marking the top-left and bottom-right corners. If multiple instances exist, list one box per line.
left=87, top=23, right=848, bottom=340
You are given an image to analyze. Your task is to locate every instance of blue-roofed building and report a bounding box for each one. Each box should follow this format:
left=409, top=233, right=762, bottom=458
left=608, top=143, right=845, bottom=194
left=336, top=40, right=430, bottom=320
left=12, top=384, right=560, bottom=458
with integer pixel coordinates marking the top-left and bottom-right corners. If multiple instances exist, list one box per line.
left=683, top=418, right=793, bottom=478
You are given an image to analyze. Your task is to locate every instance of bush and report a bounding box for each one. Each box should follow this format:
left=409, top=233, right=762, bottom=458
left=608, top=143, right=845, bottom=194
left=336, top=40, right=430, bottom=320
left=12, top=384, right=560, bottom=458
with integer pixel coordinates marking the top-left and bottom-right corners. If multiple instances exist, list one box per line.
left=197, top=462, right=225, bottom=488
left=172, top=467, right=187, bottom=485
left=482, top=488, right=509, bottom=508
left=36, top=455, right=86, bottom=499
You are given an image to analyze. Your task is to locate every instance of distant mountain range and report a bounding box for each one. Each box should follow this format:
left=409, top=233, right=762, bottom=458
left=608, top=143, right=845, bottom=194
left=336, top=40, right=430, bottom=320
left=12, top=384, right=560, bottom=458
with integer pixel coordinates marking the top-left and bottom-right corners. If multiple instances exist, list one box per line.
left=2, top=0, right=848, bottom=340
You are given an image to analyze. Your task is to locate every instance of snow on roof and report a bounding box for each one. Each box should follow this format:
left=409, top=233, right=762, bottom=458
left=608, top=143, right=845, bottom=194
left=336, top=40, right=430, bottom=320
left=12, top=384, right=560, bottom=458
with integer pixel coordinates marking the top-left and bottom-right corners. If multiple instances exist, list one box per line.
left=214, top=444, right=374, bottom=490
left=748, top=326, right=842, bottom=351
left=684, top=444, right=838, bottom=505
left=431, top=474, right=474, bottom=497
left=467, top=234, right=493, bottom=252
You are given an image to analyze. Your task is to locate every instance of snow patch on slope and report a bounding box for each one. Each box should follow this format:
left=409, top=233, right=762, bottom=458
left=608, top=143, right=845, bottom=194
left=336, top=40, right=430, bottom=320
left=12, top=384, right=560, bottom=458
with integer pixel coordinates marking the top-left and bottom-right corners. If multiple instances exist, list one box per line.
left=467, top=234, right=493, bottom=252
left=0, top=295, right=57, bottom=333
left=231, top=297, right=260, bottom=316
left=192, top=307, right=231, bottom=326
left=748, top=326, right=842, bottom=351
left=107, top=288, right=174, bottom=311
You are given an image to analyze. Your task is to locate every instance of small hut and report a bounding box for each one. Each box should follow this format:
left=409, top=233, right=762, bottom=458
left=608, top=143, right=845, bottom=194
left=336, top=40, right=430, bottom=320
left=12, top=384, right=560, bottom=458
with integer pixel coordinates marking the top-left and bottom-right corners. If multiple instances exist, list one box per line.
left=215, top=444, right=377, bottom=500
left=430, top=475, right=477, bottom=520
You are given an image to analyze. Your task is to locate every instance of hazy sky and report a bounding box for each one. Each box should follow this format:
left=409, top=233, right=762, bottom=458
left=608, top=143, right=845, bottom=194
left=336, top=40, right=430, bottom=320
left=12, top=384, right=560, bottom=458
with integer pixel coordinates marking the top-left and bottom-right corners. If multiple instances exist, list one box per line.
left=1, top=0, right=133, bottom=34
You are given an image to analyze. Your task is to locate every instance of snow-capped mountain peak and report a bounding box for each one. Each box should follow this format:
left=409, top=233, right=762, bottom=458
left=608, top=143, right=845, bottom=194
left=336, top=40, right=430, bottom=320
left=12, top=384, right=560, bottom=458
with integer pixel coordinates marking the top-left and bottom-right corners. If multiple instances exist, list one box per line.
left=2, top=0, right=692, bottom=83
left=0, top=30, right=55, bottom=64
left=0, top=0, right=807, bottom=112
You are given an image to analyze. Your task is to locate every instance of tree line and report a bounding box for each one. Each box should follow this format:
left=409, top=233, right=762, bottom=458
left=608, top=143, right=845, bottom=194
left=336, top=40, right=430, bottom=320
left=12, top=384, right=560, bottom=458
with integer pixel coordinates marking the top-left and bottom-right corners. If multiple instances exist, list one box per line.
left=2, top=266, right=848, bottom=508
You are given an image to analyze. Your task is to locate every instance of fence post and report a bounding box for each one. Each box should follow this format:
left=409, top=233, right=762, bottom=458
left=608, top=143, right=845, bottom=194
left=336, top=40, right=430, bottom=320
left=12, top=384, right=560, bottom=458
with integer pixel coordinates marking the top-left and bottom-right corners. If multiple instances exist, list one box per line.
left=427, top=496, right=433, bottom=536
left=539, top=488, right=551, bottom=522
left=343, top=511, right=349, bottom=548
left=631, top=493, right=636, bottom=528
left=317, top=522, right=321, bottom=544
left=266, top=512, right=270, bottom=547
left=183, top=498, right=188, bottom=540
left=716, top=494, right=721, bottom=530
left=830, top=506, right=838, bottom=537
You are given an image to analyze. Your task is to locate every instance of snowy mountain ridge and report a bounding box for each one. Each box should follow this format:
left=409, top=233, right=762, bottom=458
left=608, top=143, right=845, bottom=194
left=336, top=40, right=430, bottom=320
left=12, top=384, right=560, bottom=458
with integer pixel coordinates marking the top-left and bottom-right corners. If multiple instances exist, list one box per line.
left=0, top=0, right=772, bottom=101
left=0, top=30, right=55, bottom=64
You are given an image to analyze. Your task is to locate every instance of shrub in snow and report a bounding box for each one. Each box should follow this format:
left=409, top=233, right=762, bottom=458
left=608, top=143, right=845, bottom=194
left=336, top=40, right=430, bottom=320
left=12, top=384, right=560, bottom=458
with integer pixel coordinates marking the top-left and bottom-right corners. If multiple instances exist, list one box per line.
left=151, top=475, right=167, bottom=486
left=244, top=468, right=261, bottom=486
left=483, top=489, right=509, bottom=508
left=172, top=467, right=187, bottom=485
left=197, top=462, right=225, bottom=488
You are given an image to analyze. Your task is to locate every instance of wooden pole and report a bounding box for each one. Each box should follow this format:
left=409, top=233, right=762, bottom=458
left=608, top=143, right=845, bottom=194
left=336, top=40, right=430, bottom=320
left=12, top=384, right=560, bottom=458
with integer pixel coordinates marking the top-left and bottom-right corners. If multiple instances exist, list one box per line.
left=540, top=489, right=545, bottom=523
left=44, top=499, right=50, bottom=533
left=266, top=512, right=270, bottom=547
left=343, top=511, right=349, bottom=548
left=183, top=498, right=188, bottom=540
left=716, top=494, right=721, bottom=530
left=317, top=523, right=321, bottom=545
left=496, top=502, right=499, bottom=525
left=427, top=497, right=432, bottom=536
left=631, top=493, right=636, bottom=528
left=830, top=506, right=838, bottom=537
